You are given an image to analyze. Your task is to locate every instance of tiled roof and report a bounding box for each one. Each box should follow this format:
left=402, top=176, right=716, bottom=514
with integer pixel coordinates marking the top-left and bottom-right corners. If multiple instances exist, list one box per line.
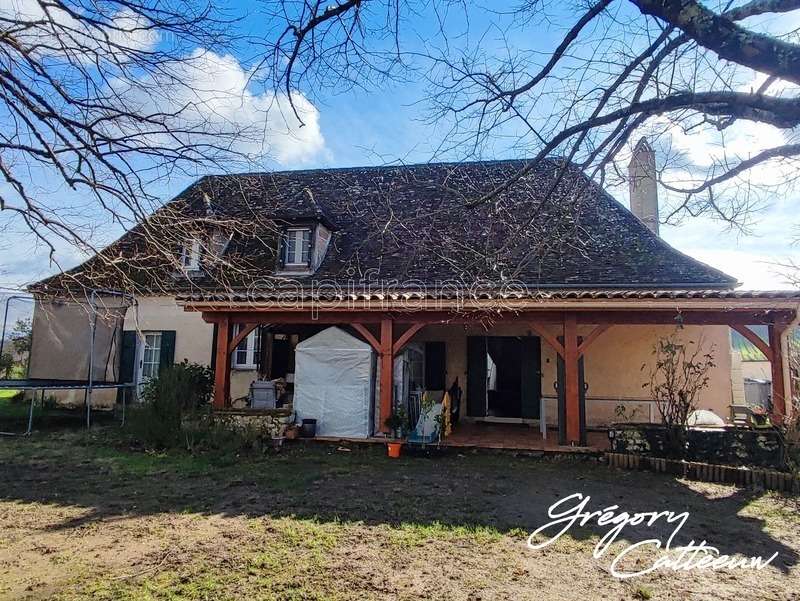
left=35, top=159, right=741, bottom=294
left=178, top=288, right=800, bottom=303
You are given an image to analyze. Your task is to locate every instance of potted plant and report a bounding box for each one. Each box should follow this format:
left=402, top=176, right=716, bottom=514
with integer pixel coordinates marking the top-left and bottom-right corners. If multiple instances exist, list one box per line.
left=284, top=424, right=300, bottom=440
left=384, top=411, right=405, bottom=458
left=384, top=412, right=405, bottom=440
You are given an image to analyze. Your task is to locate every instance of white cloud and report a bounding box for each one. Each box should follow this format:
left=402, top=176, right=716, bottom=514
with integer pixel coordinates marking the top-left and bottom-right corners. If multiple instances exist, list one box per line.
left=678, top=248, right=795, bottom=290
left=0, top=0, right=159, bottom=61
left=111, top=49, right=327, bottom=166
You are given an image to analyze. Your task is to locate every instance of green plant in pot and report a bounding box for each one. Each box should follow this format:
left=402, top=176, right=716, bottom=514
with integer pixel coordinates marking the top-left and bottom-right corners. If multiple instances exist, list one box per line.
left=384, top=412, right=405, bottom=439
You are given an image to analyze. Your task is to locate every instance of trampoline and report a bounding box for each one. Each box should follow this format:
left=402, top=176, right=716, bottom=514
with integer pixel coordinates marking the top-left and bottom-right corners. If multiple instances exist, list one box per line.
left=0, top=379, right=135, bottom=436
left=0, top=289, right=136, bottom=436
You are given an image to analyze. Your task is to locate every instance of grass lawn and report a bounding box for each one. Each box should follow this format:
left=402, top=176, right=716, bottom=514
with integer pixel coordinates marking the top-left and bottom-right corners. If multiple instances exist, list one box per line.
left=1, top=430, right=798, bottom=600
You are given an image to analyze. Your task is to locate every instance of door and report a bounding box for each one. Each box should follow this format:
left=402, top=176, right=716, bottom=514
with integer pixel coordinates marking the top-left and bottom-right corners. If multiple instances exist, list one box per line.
left=424, top=341, right=447, bottom=390
left=467, top=336, right=541, bottom=419
left=136, top=331, right=162, bottom=397
left=520, top=336, right=542, bottom=419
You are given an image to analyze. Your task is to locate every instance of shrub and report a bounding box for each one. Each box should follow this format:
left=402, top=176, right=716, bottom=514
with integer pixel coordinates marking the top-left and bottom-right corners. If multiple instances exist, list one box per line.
left=142, top=360, right=213, bottom=412
left=643, top=330, right=715, bottom=458
left=130, top=361, right=213, bottom=449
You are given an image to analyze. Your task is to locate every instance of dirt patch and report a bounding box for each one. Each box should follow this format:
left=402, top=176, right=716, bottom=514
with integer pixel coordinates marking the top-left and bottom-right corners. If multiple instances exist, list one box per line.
left=1, top=431, right=798, bottom=600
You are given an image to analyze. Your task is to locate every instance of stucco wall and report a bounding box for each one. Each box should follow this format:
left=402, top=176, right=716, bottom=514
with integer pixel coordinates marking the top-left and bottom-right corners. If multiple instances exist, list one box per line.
left=28, top=298, right=127, bottom=407
left=29, top=294, right=736, bottom=421
left=413, top=322, right=734, bottom=427
left=125, top=296, right=256, bottom=399
left=741, top=360, right=772, bottom=381
left=28, top=295, right=258, bottom=407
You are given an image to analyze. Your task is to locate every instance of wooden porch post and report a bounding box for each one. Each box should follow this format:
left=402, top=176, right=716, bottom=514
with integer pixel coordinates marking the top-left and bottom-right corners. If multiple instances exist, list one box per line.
left=768, top=323, right=787, bottom=423
left=213, top=314, right=231, bottom=409
left=563, top=313, right=580, bottom=445
left=379, top=318, right=394, bottom=433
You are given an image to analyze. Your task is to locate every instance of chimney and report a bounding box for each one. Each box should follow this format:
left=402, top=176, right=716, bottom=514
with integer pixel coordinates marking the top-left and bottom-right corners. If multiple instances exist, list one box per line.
left=628, top=137, right=659, bottom=235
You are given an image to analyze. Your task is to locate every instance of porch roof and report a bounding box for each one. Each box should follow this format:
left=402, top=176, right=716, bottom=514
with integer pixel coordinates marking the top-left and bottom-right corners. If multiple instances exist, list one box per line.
left=178, top=287, right=800, bottom=304
left=180, top=287, right=800, bottom=326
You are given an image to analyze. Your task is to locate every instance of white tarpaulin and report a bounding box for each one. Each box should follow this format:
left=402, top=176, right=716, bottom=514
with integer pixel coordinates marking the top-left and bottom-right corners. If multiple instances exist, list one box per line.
left=293, top=327, right=375, bottom=438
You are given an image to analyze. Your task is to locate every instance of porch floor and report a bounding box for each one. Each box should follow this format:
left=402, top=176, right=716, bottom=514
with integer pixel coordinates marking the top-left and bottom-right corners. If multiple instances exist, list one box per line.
left=311, top=422, right=609, bottom=454
left=442, top=421, right=610, bottom=453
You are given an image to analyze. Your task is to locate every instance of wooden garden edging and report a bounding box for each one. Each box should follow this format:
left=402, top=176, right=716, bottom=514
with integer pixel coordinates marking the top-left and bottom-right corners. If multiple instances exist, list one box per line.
left=605, top=452, right=800, bottom=493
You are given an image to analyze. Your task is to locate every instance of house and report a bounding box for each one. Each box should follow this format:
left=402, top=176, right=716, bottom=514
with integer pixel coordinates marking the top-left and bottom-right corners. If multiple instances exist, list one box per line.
left=28, top=140, right=800, bottom=445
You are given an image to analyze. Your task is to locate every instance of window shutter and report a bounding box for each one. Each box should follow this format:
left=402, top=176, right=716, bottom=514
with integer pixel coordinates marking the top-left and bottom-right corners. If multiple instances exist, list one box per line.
left=210, top=323, right=218, bottom=372
left=117, top=331, right=137, bottom=403
left=303, top=228, right=313, bottom=267
left=159, top=330, right=176, bottom=373
left=466, top=336, right=487, bottom=417
left=278, top=232, right=287, bottom=267
left=520, top=336, right=541, bottom=419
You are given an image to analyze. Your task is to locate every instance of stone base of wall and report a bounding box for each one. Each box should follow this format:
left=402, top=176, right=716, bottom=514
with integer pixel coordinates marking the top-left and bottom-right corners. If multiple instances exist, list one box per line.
left=609, top=424, right=785, bottom=469
left=210, top=408, right=294, bottom=439
left=606, top=452, right=800, bottom=493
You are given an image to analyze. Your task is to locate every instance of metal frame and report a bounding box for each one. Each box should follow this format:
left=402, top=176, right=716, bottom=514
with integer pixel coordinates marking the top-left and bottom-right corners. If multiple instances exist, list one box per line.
left=0, top=380, right=136, bottom=436
left=0, top=288, right=136, bottom=434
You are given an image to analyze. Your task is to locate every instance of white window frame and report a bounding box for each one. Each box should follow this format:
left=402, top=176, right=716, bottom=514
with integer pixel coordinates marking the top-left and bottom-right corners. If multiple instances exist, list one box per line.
left=136, top=331, right=162, bottom=398
left=284, top=227, right=311, bottom=266
left=233, top=325, right=261, bottom=370
left=180, top=238, right=202, bottom=270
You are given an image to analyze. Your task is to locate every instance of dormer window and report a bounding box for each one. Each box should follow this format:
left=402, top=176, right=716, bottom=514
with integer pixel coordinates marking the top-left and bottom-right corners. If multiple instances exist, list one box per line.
left=180, top=238, right=201, bottom=270
left=284, top=227, right=311, bottom=266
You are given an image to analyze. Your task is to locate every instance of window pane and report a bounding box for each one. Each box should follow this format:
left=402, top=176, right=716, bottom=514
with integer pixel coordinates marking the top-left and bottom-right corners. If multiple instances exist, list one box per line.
left=301, top=229, right=311, bottom=263
left=252, top=328, right=261, bottom=365
left=285, top=229, right=311, bottom=264
left=285, top=233, right=296, bottom=263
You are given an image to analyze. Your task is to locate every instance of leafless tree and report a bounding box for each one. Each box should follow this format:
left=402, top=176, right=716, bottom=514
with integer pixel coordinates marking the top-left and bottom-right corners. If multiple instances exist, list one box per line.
left=645, top=330, right=716, bottom=456
left=257, top=0, right=800, bottom=232
left=0, top=0, right=286, bottom=298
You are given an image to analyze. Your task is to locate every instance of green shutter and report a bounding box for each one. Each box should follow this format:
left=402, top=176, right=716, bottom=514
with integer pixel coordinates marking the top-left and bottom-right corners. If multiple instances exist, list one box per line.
left=210, top=323, right=218, bottom=372
left=466, top=336, right=487, bottom=417
left=159, top=330, right=176, bottom=373
left=117, top=331, right=137, bottom=403
left=520, top=336, right=541, bottom=419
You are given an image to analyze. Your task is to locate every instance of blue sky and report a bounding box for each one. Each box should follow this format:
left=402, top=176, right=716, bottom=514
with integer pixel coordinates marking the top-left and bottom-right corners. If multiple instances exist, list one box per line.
left=0, top=0, right=798, bottom=296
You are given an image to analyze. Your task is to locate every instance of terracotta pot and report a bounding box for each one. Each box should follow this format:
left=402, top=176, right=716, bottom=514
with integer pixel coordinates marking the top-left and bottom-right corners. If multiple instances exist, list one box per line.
left=387, top=442, right=403, bottom=458
left=285, top=426, right=299, bottom=440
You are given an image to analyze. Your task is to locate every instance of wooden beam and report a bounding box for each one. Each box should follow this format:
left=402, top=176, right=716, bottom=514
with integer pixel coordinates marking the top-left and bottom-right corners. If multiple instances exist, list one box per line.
left=198, top=308, right=796, bottom=327
left=769, top=324, right=787, bottom=423
left=577, top=324, right=612, bottom=358
left=351, top=323, right=381, bottom=352
left=378, top=319, right=394, bottom=434
left=730, top=325, right=772, bottom=362
left=528, top=322, right=564, bottom=358
left=563, top=313, right=580, bottom=445
left=227, top=323, right=258, bottom=355
left=392, top=323, right=425, bottom=356
left=213, top=315, right=231, bottom=409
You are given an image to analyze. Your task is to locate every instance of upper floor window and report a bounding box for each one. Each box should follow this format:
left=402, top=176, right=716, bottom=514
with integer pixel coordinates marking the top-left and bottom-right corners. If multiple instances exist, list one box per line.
left=180, top=238, right=201, bottom=270
left=233, top=324, right=261, bottom=370
left=284, top=227, right=311, bottom=266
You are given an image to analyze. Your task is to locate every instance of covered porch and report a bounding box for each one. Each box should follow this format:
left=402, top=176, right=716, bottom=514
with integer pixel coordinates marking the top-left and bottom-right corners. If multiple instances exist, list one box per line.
left=185, top=293, right=799, bottom=447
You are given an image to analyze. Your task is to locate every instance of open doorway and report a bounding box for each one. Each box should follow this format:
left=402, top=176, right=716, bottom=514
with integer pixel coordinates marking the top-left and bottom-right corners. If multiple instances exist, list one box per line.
left=486, top=337, right=523, bottom=417
left=467, top=335, right=541, bottom=420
